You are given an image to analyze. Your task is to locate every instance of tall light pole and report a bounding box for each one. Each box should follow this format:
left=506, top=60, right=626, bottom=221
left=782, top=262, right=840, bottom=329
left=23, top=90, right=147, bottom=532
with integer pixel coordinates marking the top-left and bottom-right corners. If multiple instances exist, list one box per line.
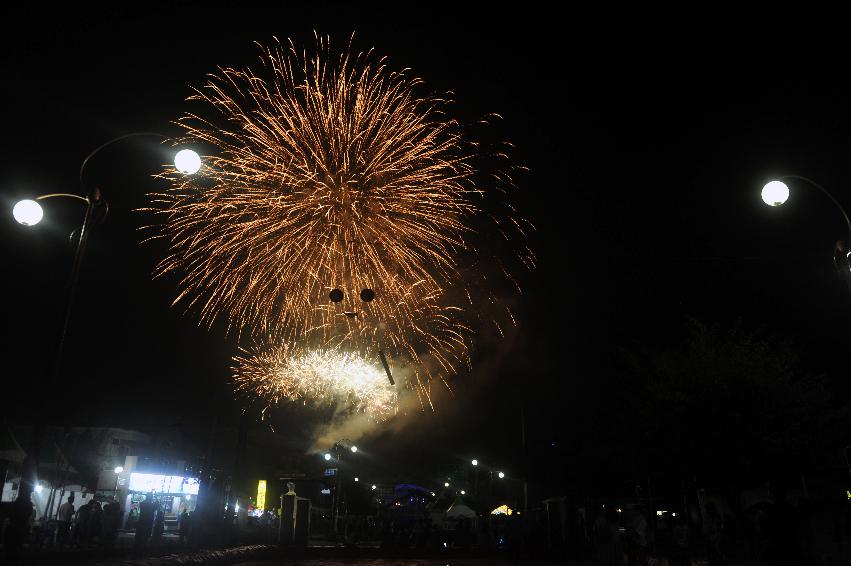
left=327, top=438, right=358, bottom=541
left=761, top=175, right=851, bottom=290
left=11, top=133, right=201, bottom=509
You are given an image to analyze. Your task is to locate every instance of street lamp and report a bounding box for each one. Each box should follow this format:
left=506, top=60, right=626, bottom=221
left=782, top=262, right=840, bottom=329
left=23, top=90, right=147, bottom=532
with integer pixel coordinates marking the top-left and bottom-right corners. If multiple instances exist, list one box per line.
left=350, top=445, right=358, bottom=453
left=761, top=175, right=851, bottom=289
left=498, top=471, right=505, bottom=479
left=10, top=132, right=201, bottom=507
left=471, top=459, right=478, bottom=466
left=324, top=453, right=332, bottom=461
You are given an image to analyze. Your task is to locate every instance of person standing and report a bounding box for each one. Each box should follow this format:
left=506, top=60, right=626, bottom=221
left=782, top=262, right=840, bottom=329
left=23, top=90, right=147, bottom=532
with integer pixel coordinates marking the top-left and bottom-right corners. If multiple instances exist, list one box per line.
left=134, top=491, right=157, bottom=550
left=178, top=509, right=191, bottom=544
left=73, top=499, right=92, bottom=546
left=100, top=496, right=121, bottom=547
left=56, top=494, right=75, bottom=547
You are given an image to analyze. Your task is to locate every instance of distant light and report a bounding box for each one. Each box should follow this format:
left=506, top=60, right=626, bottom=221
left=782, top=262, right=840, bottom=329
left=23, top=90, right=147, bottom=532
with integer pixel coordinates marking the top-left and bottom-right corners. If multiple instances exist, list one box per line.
left=235, top=504, right=239, bottom=512
left=444, top=482, right=450, bottom=487
left=656, top=510, right=664, bottom=516
left=461, top=490, right=466, bottom=495
left=431, top=492, right=435, bottom=496
left=498, top=471, right=505, bottom=479
left=354, top=477, right=359, bottom=482
left=617, top=508, right=622, bottom=513
left=114, top=466, right=124, bottom=474
left=672, top=512, right=677, bottom=517
left=350, top=445, right=358, bottom=453
left=13, top=199, right=43, bottom=226
left=174, top=149, right=202, bottom=174
left=186, top=494, right=191, bottom=500
left=371, top=485, right=377, bottom=490
left=762, top=180, right=789, bottom=206
left=35, top=484, right=43, bottom=494
left=471, top=459, right=478, bottom=466
left=324, top=453, right=332, bottom=461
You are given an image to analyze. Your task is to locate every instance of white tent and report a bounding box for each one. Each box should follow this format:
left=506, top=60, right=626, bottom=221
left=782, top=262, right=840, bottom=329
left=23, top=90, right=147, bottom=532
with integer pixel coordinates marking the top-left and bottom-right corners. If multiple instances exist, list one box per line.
left=445, top=497, right=476, bottom=519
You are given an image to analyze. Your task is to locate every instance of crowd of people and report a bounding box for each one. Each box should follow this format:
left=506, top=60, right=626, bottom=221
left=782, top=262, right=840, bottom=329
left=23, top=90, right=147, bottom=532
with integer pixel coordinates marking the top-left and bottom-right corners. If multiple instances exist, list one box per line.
left=52, top=493, right=122, bottom=548
left=132, top=490, right=192, bottom=549
left=586, top=488, right=851, bottom=566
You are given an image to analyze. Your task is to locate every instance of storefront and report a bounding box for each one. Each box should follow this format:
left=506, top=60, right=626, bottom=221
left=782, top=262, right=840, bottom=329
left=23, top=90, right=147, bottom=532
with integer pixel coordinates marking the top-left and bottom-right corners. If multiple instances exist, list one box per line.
left=123, top=472, right=199, bottom=531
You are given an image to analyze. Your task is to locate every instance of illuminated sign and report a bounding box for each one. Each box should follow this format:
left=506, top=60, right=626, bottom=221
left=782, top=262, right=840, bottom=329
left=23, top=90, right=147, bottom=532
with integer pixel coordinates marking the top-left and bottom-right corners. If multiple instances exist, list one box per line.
left=256, top=480, right=267, bottom=510
left=491, top=504, right=513, bottom=516
left=128, top=473, right=200, bottom=495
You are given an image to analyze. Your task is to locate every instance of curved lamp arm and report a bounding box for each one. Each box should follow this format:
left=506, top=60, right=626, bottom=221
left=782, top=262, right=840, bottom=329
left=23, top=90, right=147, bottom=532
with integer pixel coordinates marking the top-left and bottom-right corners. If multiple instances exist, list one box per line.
left=35, top=193, right=90, bottom=204
left=779, top=174, right=851, bottom=240
left=79, top=132, right=168, bottom=187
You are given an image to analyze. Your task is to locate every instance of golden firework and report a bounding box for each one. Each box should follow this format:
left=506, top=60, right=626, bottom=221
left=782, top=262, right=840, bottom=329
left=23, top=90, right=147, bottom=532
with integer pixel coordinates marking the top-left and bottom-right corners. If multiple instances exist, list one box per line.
left=234, top=345, right=398, bottom=421
left=144, top=36, right=533, bottom=411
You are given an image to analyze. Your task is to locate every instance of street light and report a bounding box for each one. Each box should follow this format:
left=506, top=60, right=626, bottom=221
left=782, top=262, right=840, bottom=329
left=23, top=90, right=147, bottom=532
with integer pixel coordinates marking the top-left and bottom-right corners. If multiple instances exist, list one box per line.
left=761, top=180, right=790, bottom=207
left=324, top=453, right=332, bottom=461
left=174, top=148, right=202, bottom=174
left=471, top=459, right=478, bottom=466
left=12, top=200, right=44, bottom=226
left=114, top=466, right=124, bottom=474
left=10, top=132, right=202, bottom=507
left=350, top=445, right=358, bottom=453
left=498, top=471, right=505, bottom=479
left=761, top=175, right=851, bottom=289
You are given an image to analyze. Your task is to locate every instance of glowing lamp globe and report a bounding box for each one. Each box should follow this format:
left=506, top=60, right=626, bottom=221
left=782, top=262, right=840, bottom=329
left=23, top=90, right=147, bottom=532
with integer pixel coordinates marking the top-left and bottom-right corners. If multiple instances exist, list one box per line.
left=114, top=466, right=124, bottom=474
left=761, top=180, right=789, bottom=206
left=471, top=459, right=478, bottom=466
left=498, top=471, right=505, bottom=479
left=13, top=199, right=43, bottom=226
left=174, top=149, right=202, bottom=174
left=350, top=445, right=358, bottom=453
left=324, top=453, right=332, bottom=461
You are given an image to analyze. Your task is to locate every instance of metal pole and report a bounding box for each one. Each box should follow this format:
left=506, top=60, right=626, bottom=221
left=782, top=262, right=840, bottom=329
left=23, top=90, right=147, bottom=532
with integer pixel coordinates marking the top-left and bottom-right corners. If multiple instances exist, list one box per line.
left=17, top=188, right=99, bottom=506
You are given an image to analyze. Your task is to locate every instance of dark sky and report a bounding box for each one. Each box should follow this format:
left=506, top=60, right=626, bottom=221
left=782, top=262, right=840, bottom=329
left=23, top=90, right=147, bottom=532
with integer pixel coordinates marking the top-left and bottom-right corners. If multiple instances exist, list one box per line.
left=4, top=3, right=851, bottom=484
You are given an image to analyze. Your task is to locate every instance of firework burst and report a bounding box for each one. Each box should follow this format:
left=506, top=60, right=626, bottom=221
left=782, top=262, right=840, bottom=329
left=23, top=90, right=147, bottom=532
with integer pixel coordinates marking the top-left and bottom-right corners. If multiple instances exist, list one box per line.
left=234, top=345, right=398, bottom=421
left=144, top=36, right=533, bottom=411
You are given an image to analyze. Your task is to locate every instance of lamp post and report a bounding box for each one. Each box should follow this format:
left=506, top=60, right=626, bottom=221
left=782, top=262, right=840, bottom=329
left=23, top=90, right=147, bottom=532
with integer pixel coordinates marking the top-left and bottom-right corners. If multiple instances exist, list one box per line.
left=11, top=133, right=201, bottom=506
left=326, top=438, right=358, bottom=541
left=761, top=175, right=851, bottom=289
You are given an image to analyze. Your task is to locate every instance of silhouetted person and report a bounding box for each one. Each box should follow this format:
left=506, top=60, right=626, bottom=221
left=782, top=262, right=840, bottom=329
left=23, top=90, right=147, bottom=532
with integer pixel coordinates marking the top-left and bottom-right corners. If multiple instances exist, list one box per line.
left=56, top=494, right=75, bottom=546
left=765, top=485, right=801, bottom=566
left=703, top=502, right=724, bottom=565
left=671, top=514, right=691, bottom=566
left=73, top=499, right=92, bottom=545
left=179, top=509, right=191, bottom=544
left=135, top=491, right=157, bottom=550
left=627, top=506, right=650, bottom=566
left=4, top=493, right=34, bottom=563
left=100, top=496, right=121, bottom=547
left=87, top=500, right=102, bottom=545
left=152, top=508, right=165, bottom=541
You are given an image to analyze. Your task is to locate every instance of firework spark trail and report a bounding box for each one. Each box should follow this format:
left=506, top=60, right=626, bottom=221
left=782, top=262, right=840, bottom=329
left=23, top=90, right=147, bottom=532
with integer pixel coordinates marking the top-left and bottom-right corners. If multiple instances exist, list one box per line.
left=143, top=36, right=534, bottom=412
left=234, top=345, right=398, bottom=421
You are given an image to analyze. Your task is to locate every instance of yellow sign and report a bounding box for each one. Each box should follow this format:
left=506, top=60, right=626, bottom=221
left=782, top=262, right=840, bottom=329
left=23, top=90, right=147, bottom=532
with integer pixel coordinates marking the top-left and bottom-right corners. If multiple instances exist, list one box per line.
left=257, top=480, right=267, bottom=510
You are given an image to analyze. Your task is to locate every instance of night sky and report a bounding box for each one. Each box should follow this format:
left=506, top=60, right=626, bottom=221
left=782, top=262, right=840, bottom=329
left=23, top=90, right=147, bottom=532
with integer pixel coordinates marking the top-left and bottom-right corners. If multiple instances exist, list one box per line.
left=3, top=3, right=851, bottom=487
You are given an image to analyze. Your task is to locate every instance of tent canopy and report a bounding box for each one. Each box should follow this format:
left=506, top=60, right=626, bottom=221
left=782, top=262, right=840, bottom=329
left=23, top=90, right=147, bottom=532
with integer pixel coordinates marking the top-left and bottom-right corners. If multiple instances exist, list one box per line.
left=445, top=497, right=476, bottom=519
